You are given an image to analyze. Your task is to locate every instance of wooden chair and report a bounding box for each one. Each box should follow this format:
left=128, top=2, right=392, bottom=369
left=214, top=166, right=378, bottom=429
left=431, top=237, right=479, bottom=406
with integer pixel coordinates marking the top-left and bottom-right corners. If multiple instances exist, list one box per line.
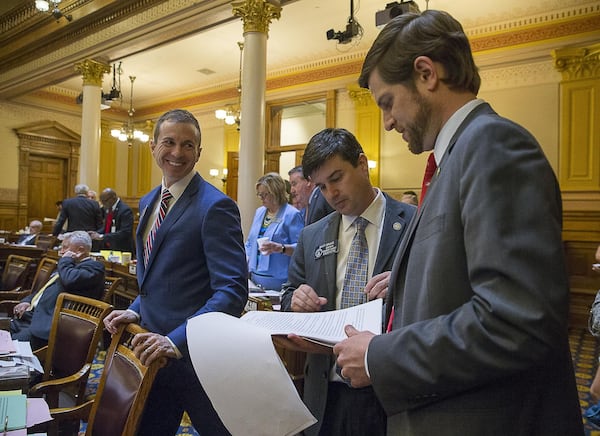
left=0, top=254, right=35, bottom=291
left=0, top=257, right=58, bottom=316
left=102, top=276, right=122, bottom=304
left=35, top=234, right=57, bottom=251
left=41, top=323, right=166, bottom=436
left=28, top=293, right=113, bottom=417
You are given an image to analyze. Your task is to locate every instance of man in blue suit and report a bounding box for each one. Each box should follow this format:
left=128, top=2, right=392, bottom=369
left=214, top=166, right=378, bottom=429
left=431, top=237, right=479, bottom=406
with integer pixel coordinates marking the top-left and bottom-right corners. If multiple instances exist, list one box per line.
left=280, top=128, right=415, bottom=436
left=11, top=231, right=104, bottom=350
left=104, top=109, right=248, bottom=435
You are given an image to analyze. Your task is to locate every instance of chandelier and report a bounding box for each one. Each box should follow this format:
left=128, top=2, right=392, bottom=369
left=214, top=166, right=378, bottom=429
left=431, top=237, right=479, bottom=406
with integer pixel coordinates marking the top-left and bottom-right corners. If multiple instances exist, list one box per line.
left=110, top=75, right=150, bottom=146
left=35, top=0, right=72, bottom=22
left=103, top=62, right=122, bottom=104
left=215, top=42, right=243, bottom=128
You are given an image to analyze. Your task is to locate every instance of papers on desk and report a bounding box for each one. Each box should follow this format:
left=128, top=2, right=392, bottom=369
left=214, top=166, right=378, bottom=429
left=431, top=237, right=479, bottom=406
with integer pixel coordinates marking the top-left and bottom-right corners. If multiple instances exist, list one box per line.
left=0, top=331, right=16, bottom=355
left=0, top=392, right=27, bottom=432
left=187, top=313, right=317, bottom=436
left=0, top=341, right=43, bottom=375
left=241, top=298, right=383, bottom=346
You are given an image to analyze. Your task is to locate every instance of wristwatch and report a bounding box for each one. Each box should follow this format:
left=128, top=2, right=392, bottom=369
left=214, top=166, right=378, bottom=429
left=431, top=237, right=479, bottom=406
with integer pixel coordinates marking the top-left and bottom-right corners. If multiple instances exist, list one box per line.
left=281, top=243, right=285, bottom=254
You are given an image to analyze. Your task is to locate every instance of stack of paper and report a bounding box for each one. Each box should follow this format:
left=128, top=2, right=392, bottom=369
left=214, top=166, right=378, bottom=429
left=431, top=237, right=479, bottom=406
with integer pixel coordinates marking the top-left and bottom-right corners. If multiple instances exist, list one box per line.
left=0, top=392, right=27, bottom=431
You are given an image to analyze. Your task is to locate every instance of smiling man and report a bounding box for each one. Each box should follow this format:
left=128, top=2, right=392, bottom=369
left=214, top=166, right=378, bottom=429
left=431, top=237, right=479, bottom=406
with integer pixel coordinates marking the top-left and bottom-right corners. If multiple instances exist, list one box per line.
left=103, top=109, right=248, bottom=435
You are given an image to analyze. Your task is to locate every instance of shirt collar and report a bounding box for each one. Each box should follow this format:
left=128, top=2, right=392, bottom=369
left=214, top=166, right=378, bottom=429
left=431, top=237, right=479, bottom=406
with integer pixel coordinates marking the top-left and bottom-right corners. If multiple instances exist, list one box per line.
left=433, top=98, right=485, bottom=165
left=341, top=188, right=385, bottom=232
left=162, top=171, right=196, bottom=202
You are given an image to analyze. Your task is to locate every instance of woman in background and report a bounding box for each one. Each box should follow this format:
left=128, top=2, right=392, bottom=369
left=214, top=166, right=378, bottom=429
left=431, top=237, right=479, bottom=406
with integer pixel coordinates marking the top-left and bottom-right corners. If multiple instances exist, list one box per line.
left=246, top=172, right=303, bottom=290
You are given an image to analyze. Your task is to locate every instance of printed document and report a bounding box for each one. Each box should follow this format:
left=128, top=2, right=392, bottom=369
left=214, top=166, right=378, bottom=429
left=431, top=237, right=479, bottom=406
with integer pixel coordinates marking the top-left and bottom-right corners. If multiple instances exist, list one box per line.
left=241, top=298, right=383, bottom=345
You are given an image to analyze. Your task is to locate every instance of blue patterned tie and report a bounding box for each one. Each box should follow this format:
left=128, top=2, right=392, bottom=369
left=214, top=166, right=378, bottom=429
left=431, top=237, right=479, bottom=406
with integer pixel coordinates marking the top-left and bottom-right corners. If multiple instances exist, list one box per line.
left=143, top=189, right=172, bottom=267
left=341, top=217, right=369, bottom=309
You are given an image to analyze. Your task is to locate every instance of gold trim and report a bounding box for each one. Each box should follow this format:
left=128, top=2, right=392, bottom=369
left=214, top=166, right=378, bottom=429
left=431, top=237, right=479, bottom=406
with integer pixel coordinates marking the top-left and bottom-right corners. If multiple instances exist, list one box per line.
left=232, top=0, right=281, bottom=35
left=75, top=59, right=110, bottom=86
left=552, top=43, right=600, bottom=80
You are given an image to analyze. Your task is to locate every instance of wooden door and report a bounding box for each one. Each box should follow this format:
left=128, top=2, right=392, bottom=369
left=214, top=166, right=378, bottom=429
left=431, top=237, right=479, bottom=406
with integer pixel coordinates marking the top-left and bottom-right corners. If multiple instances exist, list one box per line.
left=226, top=151, right=239, bottom=201
left=28, top=155, right=67, bottom=231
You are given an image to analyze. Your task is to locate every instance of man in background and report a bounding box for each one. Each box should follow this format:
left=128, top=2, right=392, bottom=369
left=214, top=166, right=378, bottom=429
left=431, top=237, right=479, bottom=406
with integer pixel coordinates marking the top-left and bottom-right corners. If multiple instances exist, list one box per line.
left=11, top=231, right=104, bottom=350
left=280, top=128, right=415, bottom=436
left=17, top=220, right=42, bottom=245
left=53, top=184, right=103, bottom=236
left=103, top=109, right=247, bottom=435
left=89, top=188, right=134, bottom=254
left=288, top=165, right=334, bottom=225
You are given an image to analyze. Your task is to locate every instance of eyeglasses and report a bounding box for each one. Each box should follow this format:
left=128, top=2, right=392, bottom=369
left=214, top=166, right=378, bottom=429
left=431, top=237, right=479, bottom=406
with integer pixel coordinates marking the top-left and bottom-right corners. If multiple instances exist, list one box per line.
left=256, top=192, right=270, bottom=199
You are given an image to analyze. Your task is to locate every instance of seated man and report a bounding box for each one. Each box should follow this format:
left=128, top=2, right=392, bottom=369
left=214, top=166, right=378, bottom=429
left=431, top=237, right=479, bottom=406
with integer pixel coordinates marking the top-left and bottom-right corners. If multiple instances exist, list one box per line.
left=10, top=231, right=105, bottom=350
left=17, top=220, right=43, bottom=245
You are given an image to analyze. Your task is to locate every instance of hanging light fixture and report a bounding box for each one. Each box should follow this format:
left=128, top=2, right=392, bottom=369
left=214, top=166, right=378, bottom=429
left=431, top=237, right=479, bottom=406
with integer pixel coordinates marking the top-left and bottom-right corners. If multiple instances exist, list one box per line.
left=35, top=0, right=73, bottom=22
left=110, top=75, right=150, bottom=146
left=215, top=42, right=243, bottom=129
left=104, top=62, right=122, bottom=103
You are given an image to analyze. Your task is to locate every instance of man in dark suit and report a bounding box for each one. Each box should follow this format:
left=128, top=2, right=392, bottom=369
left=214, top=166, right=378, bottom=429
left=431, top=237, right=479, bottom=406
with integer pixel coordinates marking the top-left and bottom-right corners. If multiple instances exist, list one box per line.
left=89, top=188, right=134, bottom=253
left=17, top=220, right=42, bottom=245
left=280, top=128, right=415, bottom=436
left=333, top=10, right=583, bottom=435
left=288, top=166, right=334, bottom=225
left=11, top=231, right=105, bottom=350
left=52, top=184, right=103, bottom=236
left=104, top=109, right=248, bottom=435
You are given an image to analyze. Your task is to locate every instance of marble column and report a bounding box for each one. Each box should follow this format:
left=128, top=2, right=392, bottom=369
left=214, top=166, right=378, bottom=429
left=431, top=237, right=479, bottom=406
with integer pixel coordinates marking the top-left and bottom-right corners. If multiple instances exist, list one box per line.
left=75, top=59, right=110, bottom=192
left=232, top=0, right=281, bottom=236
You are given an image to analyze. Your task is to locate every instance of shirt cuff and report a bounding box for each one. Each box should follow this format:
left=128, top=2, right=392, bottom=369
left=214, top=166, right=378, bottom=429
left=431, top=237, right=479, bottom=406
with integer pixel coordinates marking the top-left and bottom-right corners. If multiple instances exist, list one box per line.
left=364, top=344, right=371, bottom=379
left=125, top=309, right=140, bottom=321
left=166, top=337, right=183, bottom=359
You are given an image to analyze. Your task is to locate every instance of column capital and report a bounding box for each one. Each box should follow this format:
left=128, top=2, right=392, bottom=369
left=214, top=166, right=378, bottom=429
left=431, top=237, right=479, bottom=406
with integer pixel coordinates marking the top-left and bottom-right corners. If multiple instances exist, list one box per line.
left=347, top=84, right=374, bottom=107
left=75, top=59, right=111, bottom=86
left=552, top=43, right=600, bottom=81
left=232, top=0, right=281, bottom=35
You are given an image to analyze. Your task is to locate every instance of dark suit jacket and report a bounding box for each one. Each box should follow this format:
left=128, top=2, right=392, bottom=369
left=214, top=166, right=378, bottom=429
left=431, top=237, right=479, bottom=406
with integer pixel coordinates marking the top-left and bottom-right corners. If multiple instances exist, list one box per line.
left=369, top=103, right=583, bottom=434
left=97, top=198, right=135, bottom=253
left=281, top=193, right=415, bottom=436
left=17, top=233, right=37, bottom=245
left=305, top=187, right=334, bottom=225
left=131, top=173, right=248, bottom=355
left=24, top=256, right=104, bottom=340
left=53, top=195, right=103, bottom=235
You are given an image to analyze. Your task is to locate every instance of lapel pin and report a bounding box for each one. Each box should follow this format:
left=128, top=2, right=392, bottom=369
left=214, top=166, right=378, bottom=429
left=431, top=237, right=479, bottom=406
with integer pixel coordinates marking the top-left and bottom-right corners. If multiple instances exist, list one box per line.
left=393, top=222, right=402, bottom=231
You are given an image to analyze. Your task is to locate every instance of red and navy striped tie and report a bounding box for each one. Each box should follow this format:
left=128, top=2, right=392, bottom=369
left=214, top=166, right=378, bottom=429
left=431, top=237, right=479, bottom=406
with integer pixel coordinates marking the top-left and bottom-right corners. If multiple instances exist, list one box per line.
left=143, top=188, right=172, bottom=267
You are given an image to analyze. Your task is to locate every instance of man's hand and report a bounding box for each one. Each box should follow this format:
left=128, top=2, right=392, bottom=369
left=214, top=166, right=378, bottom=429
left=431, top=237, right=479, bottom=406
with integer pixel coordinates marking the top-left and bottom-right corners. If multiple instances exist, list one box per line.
left=88, top=231, right=102, bottom=241
left=333, top=325, right=375, bottom=388
left=13, top=302, right=31, bottom=319
left=272, top=334, right=333, bottom=354
left=132, top=332, right=177, bottom=365
left=364, top=271, right=390, bottom=301
left=291, top=285, right=327, bottom=312
left=104, top=309, right=137, bottom=334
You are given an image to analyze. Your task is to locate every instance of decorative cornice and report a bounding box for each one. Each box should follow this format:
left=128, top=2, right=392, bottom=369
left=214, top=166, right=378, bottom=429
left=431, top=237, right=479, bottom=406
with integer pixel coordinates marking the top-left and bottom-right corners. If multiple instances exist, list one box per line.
left=75, top=59, right=111, bottom=86
left=552, top=43, right=600, bottom=80
left=232, top=0, right=281, bottom=34
left=480, top=61, right=560, bottom=91
left=347, top=85, right=374, bottom=107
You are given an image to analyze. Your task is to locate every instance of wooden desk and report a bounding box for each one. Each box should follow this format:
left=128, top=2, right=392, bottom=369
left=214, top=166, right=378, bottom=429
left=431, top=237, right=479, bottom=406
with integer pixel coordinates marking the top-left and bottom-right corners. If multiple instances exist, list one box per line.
left=107, top=263, right=139, bottom=309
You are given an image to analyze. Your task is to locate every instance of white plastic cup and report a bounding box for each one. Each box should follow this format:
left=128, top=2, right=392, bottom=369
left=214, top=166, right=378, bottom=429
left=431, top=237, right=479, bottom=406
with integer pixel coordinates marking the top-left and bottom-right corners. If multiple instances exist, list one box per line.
left=257, top=237, right=269, bottom=254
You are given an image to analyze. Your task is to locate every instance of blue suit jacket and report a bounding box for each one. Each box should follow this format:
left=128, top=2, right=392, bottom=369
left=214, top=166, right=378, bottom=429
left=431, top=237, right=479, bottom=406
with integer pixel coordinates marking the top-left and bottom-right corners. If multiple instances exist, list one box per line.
left=245, top=203, right=303, bottom=290
left=132, top=173, right=248, bottom=356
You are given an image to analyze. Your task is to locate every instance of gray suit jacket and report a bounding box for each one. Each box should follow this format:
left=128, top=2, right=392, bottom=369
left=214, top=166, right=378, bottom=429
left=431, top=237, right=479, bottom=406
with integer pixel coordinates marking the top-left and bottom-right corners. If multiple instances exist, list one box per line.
left=369, top=103, right=583, bottom=435
left=281, top=193, right=415, bottom=436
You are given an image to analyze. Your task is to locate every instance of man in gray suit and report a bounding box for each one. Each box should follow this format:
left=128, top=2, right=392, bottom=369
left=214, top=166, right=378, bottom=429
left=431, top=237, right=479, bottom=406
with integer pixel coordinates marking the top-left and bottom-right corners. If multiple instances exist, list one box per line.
left=333, top=10, right=583, bottom=435
left=280, top=128, right=415, bottom=436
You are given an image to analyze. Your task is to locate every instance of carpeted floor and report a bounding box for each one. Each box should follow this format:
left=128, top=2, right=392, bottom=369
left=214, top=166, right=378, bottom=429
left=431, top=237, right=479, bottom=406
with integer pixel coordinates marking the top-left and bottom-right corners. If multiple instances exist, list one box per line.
left=82, top=327, right=600, bottom=435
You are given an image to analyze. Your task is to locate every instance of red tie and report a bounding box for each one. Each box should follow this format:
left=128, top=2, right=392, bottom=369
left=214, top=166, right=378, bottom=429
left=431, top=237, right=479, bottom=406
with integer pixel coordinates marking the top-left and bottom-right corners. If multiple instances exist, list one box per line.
left=104, top=210, right=113, bottom=234
left=387, top=153, right=438, bottom=332
left=420, top=152, right=437, bottom=204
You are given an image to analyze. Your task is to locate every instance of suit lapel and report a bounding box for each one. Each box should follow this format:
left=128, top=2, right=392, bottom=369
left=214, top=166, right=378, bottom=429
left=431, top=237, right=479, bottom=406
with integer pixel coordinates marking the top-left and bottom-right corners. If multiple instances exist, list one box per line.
left=373, top=199, right=407, bottom=273
left=321, top=213, right=341, bottom=308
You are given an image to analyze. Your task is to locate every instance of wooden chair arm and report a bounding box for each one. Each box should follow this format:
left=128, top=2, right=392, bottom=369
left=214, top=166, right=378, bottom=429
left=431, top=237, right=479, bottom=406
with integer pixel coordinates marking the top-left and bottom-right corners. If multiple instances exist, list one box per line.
left=29, top=364, right=91, bottom=408
left=33, top=344, right=47, bottom=362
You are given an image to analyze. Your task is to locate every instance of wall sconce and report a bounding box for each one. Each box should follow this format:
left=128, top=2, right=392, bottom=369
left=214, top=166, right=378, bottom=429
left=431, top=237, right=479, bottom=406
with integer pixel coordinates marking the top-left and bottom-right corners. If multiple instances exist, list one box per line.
left=368, top=160, right=377, bottom=169
left=209, top=169, right=219, bottom=178
left=222, top=168, right=228, bottom=184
